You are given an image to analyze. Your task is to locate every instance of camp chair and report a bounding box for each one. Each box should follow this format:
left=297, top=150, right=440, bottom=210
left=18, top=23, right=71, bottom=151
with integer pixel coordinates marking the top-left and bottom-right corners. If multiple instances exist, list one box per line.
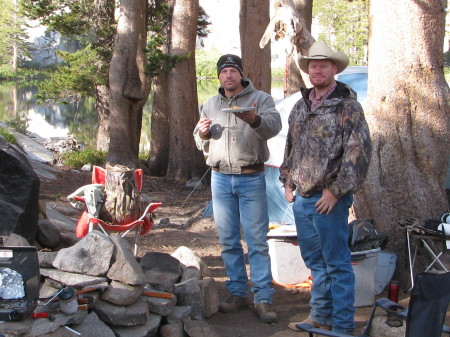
left=403, top=221, right=449, bottom=291
left=69, top=165, right=162, bottom=256
left=294, top=271, right=450, bottom=337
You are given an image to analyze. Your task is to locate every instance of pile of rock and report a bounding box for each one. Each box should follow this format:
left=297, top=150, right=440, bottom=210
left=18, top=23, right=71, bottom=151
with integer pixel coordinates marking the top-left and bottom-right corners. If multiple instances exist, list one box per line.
left=0, top=231, right=220, bottom=337
left=43, top=136, right=83, bottom=165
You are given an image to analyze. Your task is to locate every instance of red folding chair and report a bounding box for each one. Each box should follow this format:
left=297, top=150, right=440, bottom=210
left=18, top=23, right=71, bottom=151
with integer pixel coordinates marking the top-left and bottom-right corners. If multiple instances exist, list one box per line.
left=70, top=166, right=162, bottom=256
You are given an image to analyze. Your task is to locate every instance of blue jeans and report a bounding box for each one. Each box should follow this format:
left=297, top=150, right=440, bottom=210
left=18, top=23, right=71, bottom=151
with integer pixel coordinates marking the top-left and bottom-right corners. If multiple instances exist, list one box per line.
left=211, top=170, right=274, bottom=304
left=293, top=192, right=355, bottom=333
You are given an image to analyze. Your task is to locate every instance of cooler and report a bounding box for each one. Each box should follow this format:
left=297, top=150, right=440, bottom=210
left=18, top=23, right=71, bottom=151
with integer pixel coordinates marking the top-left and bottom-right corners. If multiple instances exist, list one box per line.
left=267, top=224, right=310, bottom=285
left=351, top=248, right=380, bottom=307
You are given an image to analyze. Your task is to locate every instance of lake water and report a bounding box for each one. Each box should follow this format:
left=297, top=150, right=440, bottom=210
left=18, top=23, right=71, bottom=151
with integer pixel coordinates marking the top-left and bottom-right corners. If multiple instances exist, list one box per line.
left=0, top=80, right=284, bottom=151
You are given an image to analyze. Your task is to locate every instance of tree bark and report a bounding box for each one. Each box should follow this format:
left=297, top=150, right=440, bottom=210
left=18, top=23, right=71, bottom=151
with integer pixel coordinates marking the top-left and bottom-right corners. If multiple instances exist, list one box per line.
left=166, top=0, right=207, bottom=182
left=107, top=0, right=151, bottom=168
left=148, top=0, right=172, bottom=176
left=95, top=84, right=111, bottom=151
left=285, top=0, right=312, bottom=95
left=240, top=0, right=271, bottom=94
left=354, top=0, right=450, bottom=282
left=148, top=73, right=170, bottom=176
left=93, top=0, right=115, bottom=152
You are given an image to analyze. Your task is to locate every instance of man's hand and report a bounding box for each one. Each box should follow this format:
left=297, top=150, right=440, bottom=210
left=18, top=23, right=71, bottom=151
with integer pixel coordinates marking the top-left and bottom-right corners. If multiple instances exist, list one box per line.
left=234, top=102, right=257, bottom=124
left=315, top=189, right=338, bottom=215
left=197, top=117, right=212, bottom=135
left=284, top=185, right=295, bottom=203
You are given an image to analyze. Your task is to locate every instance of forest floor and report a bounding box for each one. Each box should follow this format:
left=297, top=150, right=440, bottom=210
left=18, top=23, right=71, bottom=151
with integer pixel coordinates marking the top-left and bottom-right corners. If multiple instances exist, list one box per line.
left=39, top=167, right=416, bottom=337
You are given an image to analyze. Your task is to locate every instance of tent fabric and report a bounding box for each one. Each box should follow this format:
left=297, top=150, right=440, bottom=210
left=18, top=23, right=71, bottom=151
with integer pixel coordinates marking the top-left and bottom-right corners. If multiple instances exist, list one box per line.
left=202, top=66, right=368, bottom=224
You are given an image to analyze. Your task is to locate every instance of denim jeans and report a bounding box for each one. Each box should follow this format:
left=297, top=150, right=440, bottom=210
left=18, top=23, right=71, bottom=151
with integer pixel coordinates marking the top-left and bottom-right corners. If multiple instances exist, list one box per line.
left=293, top=192, right=355, bottom=333
left=211, top=170, right=275, bottom=304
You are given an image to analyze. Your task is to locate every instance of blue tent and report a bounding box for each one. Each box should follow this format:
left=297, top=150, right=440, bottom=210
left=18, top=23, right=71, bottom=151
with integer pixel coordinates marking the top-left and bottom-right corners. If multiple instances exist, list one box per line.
left=203, top=66, right=369, bottom=224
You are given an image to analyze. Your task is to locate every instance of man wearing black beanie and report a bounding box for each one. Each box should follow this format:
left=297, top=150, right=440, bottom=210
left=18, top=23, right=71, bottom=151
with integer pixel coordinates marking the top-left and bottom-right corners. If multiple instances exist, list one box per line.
left=193, top=54, right=281, bottom=324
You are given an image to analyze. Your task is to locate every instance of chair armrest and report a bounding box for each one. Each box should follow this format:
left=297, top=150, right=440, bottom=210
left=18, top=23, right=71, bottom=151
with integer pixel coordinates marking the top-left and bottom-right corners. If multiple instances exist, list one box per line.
left=375, top=298, right=407, bottom=319
left=295, top=323, right=359, bottom=337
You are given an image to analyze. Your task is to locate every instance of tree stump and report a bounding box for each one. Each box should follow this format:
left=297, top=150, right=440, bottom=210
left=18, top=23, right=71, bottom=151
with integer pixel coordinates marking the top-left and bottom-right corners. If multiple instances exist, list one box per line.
left=99, top=163, right=143, bottom=225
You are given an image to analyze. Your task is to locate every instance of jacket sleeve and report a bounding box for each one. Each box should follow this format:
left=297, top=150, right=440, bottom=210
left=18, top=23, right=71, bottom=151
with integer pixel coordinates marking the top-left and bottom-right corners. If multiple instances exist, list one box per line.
left=328, top=102, right=372, bottom=198
left=279, top=107, right=296, bottom=190
left=252, top=94, right=282, bottom=140
left=193, top=108, right=211, bottom=154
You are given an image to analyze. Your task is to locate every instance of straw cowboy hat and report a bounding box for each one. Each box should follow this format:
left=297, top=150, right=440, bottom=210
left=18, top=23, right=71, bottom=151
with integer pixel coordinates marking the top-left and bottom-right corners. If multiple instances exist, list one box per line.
left=299, top=41, right=349, bottom=74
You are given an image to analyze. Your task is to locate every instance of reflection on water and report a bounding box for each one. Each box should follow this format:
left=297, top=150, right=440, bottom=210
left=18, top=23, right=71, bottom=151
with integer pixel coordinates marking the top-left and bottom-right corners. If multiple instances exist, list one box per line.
left=0, top=80, right=284, bottom=151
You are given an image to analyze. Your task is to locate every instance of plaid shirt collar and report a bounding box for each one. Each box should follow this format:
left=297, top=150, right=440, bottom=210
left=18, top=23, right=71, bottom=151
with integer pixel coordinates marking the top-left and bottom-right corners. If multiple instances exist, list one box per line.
left=309, top=81, right=337, bottom=110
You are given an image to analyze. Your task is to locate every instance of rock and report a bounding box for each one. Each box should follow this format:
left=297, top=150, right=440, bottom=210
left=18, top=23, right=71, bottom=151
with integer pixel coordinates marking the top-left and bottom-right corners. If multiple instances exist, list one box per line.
left=38, top=251, right=58, bottom=268
left=2, top=233, right=31, bottom=246
left=140, top=252, right=182, bottom=292
left=37, top=219, right=62, bottom=249
left=52, top=231, right=114, bottom=276
left=183, top=318, right=221, bottom=337
left=110, top=313, right=162, bottom=337
left=38, top=281, right=59, bottom=299
left=40, top=268, right=108, bottom=288
left=175, top=278, right=203, bottom=320
left=198, top=278, right=219, bottom=318
left=172, top=246, right=211, bottom=276
left=0, top=135, right=40, bottom=244
left=70, top=311, right=116, bottom=337
left=160, top=322, right=187, bottom=337
left=101, top=281, right=144, bottom=306
left=29, top=311, right=88, bottom=336
left=166, top=306, right=192, bottom=324
left=180, top=266, right=202, bottom=283
left=141, top=289, right=177, bottom=316
left=94, top=299, right=149, bottom=326
left=44, top=204, right=77, bottom=234
left=107, top=236, right=145, bottom=285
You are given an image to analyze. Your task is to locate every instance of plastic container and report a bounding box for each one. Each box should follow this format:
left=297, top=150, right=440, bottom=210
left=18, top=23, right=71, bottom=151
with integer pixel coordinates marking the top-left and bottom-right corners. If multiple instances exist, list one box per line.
left=267, top=238, right=310, bottom=285
left=58, top=285, right=78, bottom=315
left=351, top=248, right=380, bottom=307
left=375, top=250, right=397, bottom=295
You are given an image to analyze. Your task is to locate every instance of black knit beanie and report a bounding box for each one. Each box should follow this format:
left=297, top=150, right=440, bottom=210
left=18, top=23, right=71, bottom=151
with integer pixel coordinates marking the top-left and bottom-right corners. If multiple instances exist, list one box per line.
left=217, top=54, right=244, bottom=77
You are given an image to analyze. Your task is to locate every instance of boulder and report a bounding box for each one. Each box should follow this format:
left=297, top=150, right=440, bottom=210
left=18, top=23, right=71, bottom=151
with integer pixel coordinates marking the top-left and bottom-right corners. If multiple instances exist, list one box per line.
left=0, top=136, right=40, bottom=244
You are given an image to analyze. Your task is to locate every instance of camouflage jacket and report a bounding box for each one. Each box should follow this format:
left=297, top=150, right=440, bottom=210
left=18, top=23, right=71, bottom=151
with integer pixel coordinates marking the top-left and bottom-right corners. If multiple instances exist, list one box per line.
left=279, top=81, right=372, bottom=198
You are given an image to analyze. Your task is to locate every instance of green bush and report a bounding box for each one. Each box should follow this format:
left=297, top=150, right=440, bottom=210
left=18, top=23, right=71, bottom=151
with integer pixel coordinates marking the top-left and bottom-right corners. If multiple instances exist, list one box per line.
left=139, top=151, right=149, bottom=166
left=444, top=66, right=450, bottom=83
left=6, top=116, right=28, bottom=135
left=61, top=149, right=107, bottom=169
left=271, top=67, right=285, bottom=80
left=0, top=128, right=16, bottom=144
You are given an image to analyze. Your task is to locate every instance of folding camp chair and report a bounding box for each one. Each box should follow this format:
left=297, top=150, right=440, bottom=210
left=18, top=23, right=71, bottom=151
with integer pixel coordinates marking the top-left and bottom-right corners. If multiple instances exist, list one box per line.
left=402, top=220, right=449, bottom=291
left=68, top=165, right=162, bottom=256
left=294, top=271, right=450, bottom=337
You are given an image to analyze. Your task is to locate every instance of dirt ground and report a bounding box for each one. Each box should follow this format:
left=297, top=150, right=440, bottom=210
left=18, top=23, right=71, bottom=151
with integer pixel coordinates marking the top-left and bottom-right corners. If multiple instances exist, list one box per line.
left=39, top=167, right=387, bottom=337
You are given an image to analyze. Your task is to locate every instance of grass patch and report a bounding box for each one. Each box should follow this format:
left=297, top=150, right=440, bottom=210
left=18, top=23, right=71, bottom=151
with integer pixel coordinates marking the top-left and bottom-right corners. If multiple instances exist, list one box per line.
left=6, top=116, right=29, bottom=135
left=61, top=149, right=107, bottom=169
left=0, top=128, right=16, bottom=144
left=139, top=151, right=149, bottom=166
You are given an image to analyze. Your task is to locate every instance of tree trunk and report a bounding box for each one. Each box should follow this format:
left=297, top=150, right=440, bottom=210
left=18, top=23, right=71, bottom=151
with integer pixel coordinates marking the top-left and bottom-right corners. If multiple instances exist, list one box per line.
left=285, top=0, right=312, bottom=95
left=166, top=0, right=207, bottom=182
left=240, top=0, right=271, bottom=94
left=148, top=73, right=170, bottom=176
left=354, top=0, right=450, bottom=283
left=147, top=0, right=172, bottom=176
left=107, top=0, right=151, bottom=168
left=95, top=84, right=110, bottom=151
left=94, top=0, right=115, bottom=152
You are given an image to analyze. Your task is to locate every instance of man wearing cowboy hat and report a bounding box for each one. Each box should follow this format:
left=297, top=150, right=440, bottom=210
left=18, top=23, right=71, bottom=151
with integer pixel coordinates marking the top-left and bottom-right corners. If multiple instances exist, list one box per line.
left=279, top=41, right=372, bottom=335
